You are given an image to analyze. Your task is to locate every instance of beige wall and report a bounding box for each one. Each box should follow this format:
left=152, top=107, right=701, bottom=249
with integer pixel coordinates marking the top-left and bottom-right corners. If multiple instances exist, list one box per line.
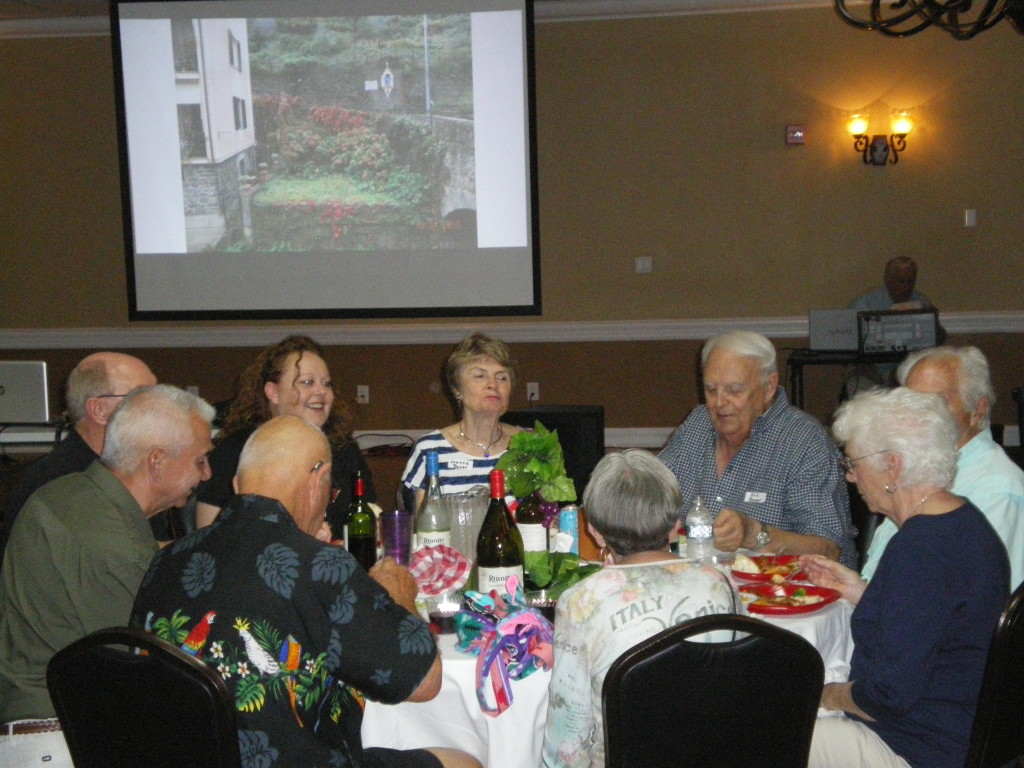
left=1, top=9, right=1023, bottom=434
left=2, top=7, right=1024, bottom=327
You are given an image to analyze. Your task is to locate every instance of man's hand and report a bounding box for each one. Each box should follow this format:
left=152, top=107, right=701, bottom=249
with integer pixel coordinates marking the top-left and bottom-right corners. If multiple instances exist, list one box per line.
left=712, top=507, right=754, bottom=551
left=369, top=557, right=418, bottom=615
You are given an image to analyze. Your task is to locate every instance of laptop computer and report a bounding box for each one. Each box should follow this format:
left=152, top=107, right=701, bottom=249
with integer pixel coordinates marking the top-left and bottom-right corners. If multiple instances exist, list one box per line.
left=857, top=309, right=940, bottom=354
left=809, top=309, right=860, bottom=351
left=0, top=361, right=51, bottom=423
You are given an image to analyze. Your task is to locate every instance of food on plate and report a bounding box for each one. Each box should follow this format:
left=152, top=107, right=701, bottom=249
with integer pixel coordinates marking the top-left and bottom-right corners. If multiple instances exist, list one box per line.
left=732, top=552, right=760, bottom=573
left=749, top=586, right=824, bottom=609
left=738, top=583, right=840, bottom=615
left=731, top=554, right=802, bottom=583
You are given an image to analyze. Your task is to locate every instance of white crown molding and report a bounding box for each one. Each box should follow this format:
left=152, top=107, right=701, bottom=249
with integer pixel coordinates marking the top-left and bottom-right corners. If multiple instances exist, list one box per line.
left=0, top=312, right=1021, bottom=349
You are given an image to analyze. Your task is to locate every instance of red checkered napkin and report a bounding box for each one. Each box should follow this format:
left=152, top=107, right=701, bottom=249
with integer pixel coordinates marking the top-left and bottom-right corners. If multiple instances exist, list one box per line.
left=409, top=544, right=471, bottom=597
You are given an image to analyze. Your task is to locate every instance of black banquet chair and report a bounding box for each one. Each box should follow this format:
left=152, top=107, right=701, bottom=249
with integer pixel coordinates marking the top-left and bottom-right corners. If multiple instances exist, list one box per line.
left=602, top=614, right=824, bottom=768
left=46, top=626, right=241, bottom=768
left=963, top=580, right=1024, bottom=768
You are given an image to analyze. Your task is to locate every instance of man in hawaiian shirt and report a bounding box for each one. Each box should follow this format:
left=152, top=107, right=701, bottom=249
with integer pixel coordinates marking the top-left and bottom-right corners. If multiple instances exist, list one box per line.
left=131, top=415, right=479, bottom=768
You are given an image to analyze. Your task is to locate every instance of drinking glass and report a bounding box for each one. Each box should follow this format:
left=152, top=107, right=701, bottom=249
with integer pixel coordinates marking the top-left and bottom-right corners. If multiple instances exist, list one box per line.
left=380, top=509, right=413, bottom=566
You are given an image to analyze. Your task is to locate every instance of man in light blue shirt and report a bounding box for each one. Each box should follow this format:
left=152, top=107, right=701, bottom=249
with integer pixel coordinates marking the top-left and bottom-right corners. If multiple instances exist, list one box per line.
left=861, top=346, right=1024, bottom=587
left=847, top=257, right=936, bottom=394
left=849, top=256, right=932, bottom=313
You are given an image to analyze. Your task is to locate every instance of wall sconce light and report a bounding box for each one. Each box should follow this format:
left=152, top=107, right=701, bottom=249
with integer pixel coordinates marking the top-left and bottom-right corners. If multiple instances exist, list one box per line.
left=847, top=111, right=915, bottom=165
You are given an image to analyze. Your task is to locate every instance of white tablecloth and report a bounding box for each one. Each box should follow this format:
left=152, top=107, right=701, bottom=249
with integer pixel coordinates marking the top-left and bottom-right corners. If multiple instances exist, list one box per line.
left=361, top=603, right=854, bottom=768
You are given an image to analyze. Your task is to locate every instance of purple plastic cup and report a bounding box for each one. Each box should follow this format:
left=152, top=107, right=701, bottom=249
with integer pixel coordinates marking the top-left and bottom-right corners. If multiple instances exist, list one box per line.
left=381, top=509, right=414, bottom=566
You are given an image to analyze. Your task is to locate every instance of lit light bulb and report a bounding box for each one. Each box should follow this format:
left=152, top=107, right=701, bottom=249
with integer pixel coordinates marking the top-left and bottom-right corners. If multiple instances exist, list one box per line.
left=890, top=111, right=914, bottom=136
left=847, top=114, right=870, bottom=136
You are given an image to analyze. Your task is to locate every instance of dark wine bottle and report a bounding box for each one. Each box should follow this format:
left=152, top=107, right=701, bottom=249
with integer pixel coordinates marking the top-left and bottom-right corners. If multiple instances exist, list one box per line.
left=476, top=470, right=524, bottom=595
left=516, top=492, right=549, bottom=555
left=344, top=471, right=377, bottom=572
left=517, top=492, right=549, bottom=591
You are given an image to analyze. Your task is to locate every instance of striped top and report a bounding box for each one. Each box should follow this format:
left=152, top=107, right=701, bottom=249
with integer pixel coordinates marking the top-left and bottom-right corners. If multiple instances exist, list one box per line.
left=402, top=430, right=513, bottom=503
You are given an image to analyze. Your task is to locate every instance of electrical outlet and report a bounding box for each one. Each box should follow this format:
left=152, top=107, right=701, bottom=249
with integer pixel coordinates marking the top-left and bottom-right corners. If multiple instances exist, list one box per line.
left=526, top=382, right=539, bottom=402
left=356, top=385, right=369, bottom=404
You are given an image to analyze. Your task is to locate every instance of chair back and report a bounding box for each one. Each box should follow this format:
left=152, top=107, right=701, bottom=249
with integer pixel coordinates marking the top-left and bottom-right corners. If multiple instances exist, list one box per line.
left=964, top=581, right=1024, bottom=768
left=602, top=614, right=824, bottom=768
left=47, top=626, right=241, bottom=768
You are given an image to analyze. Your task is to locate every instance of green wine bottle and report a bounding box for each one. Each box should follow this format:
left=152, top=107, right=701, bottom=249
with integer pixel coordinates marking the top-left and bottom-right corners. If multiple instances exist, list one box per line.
left=344, top=471, right=377, bottom=572
left=475, top=470, right=524, bottom=595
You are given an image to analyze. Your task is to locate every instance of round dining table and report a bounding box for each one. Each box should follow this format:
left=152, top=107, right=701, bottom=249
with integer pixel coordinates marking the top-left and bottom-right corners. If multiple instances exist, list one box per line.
left=361, top=598, right=854, bottom=768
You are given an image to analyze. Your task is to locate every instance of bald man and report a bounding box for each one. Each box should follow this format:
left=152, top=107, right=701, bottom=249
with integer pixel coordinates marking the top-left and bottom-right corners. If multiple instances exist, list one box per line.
left=1, top=352, right=157, bottom=560
left=131, top=416, right=479, bottom=768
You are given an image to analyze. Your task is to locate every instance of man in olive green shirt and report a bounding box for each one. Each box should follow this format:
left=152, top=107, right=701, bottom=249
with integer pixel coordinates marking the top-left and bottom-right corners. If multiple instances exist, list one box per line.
left=0, top=385, right=214, bottom=768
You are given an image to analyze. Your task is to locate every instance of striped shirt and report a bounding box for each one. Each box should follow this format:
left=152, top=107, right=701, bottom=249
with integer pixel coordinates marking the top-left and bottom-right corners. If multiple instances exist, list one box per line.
left=658, top=388, right=857, bottom=568
left=402, top=430, right=513, bottom=502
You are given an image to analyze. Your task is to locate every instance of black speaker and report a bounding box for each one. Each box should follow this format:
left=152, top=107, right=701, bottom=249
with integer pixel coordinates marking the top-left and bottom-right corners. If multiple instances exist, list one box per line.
left=503, top=405, right=605, bottom=496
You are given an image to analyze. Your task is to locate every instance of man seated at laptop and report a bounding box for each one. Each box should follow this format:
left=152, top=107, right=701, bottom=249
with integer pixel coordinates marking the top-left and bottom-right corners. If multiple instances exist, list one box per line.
left=0, top=352, right=157, bottom=562
left=850, top=256, right=932, bottom=313
left=846, top=256, right=939, bottom=393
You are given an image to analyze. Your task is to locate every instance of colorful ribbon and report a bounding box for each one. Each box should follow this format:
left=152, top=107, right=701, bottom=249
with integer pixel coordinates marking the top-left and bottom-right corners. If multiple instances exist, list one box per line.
left=454, top=575, right=554, bottom=717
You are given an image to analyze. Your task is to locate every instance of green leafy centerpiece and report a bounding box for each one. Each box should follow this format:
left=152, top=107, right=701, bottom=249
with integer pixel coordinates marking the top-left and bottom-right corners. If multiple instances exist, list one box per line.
left=496, top=421, right=597, bottom=596
left=496, top=420, right=577, bottom=504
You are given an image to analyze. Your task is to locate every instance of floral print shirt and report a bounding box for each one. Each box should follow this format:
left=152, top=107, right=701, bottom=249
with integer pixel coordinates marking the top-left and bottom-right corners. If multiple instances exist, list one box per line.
left=131, top=494, right=436, bottom=768
left=541, top=560, right=739, bottom=768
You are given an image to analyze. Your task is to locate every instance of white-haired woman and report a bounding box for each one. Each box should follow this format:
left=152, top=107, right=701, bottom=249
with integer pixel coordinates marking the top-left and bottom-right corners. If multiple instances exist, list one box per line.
left=802, top=387, right=1009, bottom=768
left=542, top=450, right=738, bottom=768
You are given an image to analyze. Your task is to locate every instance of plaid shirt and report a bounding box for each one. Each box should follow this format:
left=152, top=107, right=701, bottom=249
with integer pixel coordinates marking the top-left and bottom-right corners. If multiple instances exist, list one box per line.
left=659, top=388, right=857, bottom=567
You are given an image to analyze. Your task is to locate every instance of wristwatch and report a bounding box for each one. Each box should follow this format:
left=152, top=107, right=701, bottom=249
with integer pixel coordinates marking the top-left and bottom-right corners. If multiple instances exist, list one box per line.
left=755, top=521, right=771, bottom=550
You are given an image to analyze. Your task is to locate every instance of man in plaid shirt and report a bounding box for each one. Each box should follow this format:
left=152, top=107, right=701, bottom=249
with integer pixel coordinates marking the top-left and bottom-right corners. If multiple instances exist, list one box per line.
left=659, top=331, right=856, bottom=567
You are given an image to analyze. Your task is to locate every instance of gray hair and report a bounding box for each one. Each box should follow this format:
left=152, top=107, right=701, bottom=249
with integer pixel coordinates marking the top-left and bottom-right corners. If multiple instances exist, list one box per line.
left=65, top=358, right=112, bottom=423
left=701, top=331, right=777, bottom=381
left=832, top=387, right=958, bottom=490
left=101, top=385, right=215, bottom=474
left=583, top=449, right=681, bottom=557
left=897, top=345, right=994, bottom=430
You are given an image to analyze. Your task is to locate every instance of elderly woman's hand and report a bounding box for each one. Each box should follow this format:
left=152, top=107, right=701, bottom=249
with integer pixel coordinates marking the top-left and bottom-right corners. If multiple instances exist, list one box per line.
left=799, top=554, right=867, bottom=605
left=712, top=507, right=752, bottom=551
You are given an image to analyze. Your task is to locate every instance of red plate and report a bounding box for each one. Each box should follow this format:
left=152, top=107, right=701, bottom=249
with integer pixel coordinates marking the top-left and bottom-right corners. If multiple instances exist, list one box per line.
left=731, top=555, right=805, bottom=583
left=739, top=584, right=841, bottom=615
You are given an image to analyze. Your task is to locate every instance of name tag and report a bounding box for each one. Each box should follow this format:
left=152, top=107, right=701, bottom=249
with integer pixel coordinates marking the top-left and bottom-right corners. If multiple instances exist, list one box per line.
left=744, top=492, right=767, bottom=503
left=448, top=459, right=473, bottom=470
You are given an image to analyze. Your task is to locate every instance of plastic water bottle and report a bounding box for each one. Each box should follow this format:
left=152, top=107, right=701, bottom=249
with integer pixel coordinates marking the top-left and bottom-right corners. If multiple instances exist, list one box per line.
left=685, top=496, right=714, bottom=563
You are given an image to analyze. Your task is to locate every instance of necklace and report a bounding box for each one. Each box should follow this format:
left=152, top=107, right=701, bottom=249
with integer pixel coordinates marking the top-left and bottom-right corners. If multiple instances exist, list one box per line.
left=911, top=491, right=939, bottom=517
left=459, top=423, right=503, bottom=458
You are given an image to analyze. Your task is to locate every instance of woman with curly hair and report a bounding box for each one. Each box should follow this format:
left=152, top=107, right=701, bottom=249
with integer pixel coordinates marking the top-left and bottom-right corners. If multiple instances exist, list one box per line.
left=195, top=335, right=375, bottom=532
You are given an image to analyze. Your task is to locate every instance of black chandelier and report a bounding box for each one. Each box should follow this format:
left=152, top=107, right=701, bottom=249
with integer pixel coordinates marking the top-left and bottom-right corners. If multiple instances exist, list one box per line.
left=834, top=0, right=1024, bottom=39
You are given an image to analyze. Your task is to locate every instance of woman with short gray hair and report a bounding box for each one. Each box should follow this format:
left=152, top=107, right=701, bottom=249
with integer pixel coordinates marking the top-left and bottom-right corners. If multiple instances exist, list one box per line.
left=802, top=388, right=1009, bottom=768
left=542, top=449, right=738, bottom=768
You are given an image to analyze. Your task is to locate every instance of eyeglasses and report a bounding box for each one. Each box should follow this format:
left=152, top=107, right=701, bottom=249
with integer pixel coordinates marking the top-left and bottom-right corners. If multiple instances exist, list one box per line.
left=840, top=450, right=889, bottom=474
left=94, top=393, right=131, bottom=399
left=309, top=462, right=339, bottom=503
